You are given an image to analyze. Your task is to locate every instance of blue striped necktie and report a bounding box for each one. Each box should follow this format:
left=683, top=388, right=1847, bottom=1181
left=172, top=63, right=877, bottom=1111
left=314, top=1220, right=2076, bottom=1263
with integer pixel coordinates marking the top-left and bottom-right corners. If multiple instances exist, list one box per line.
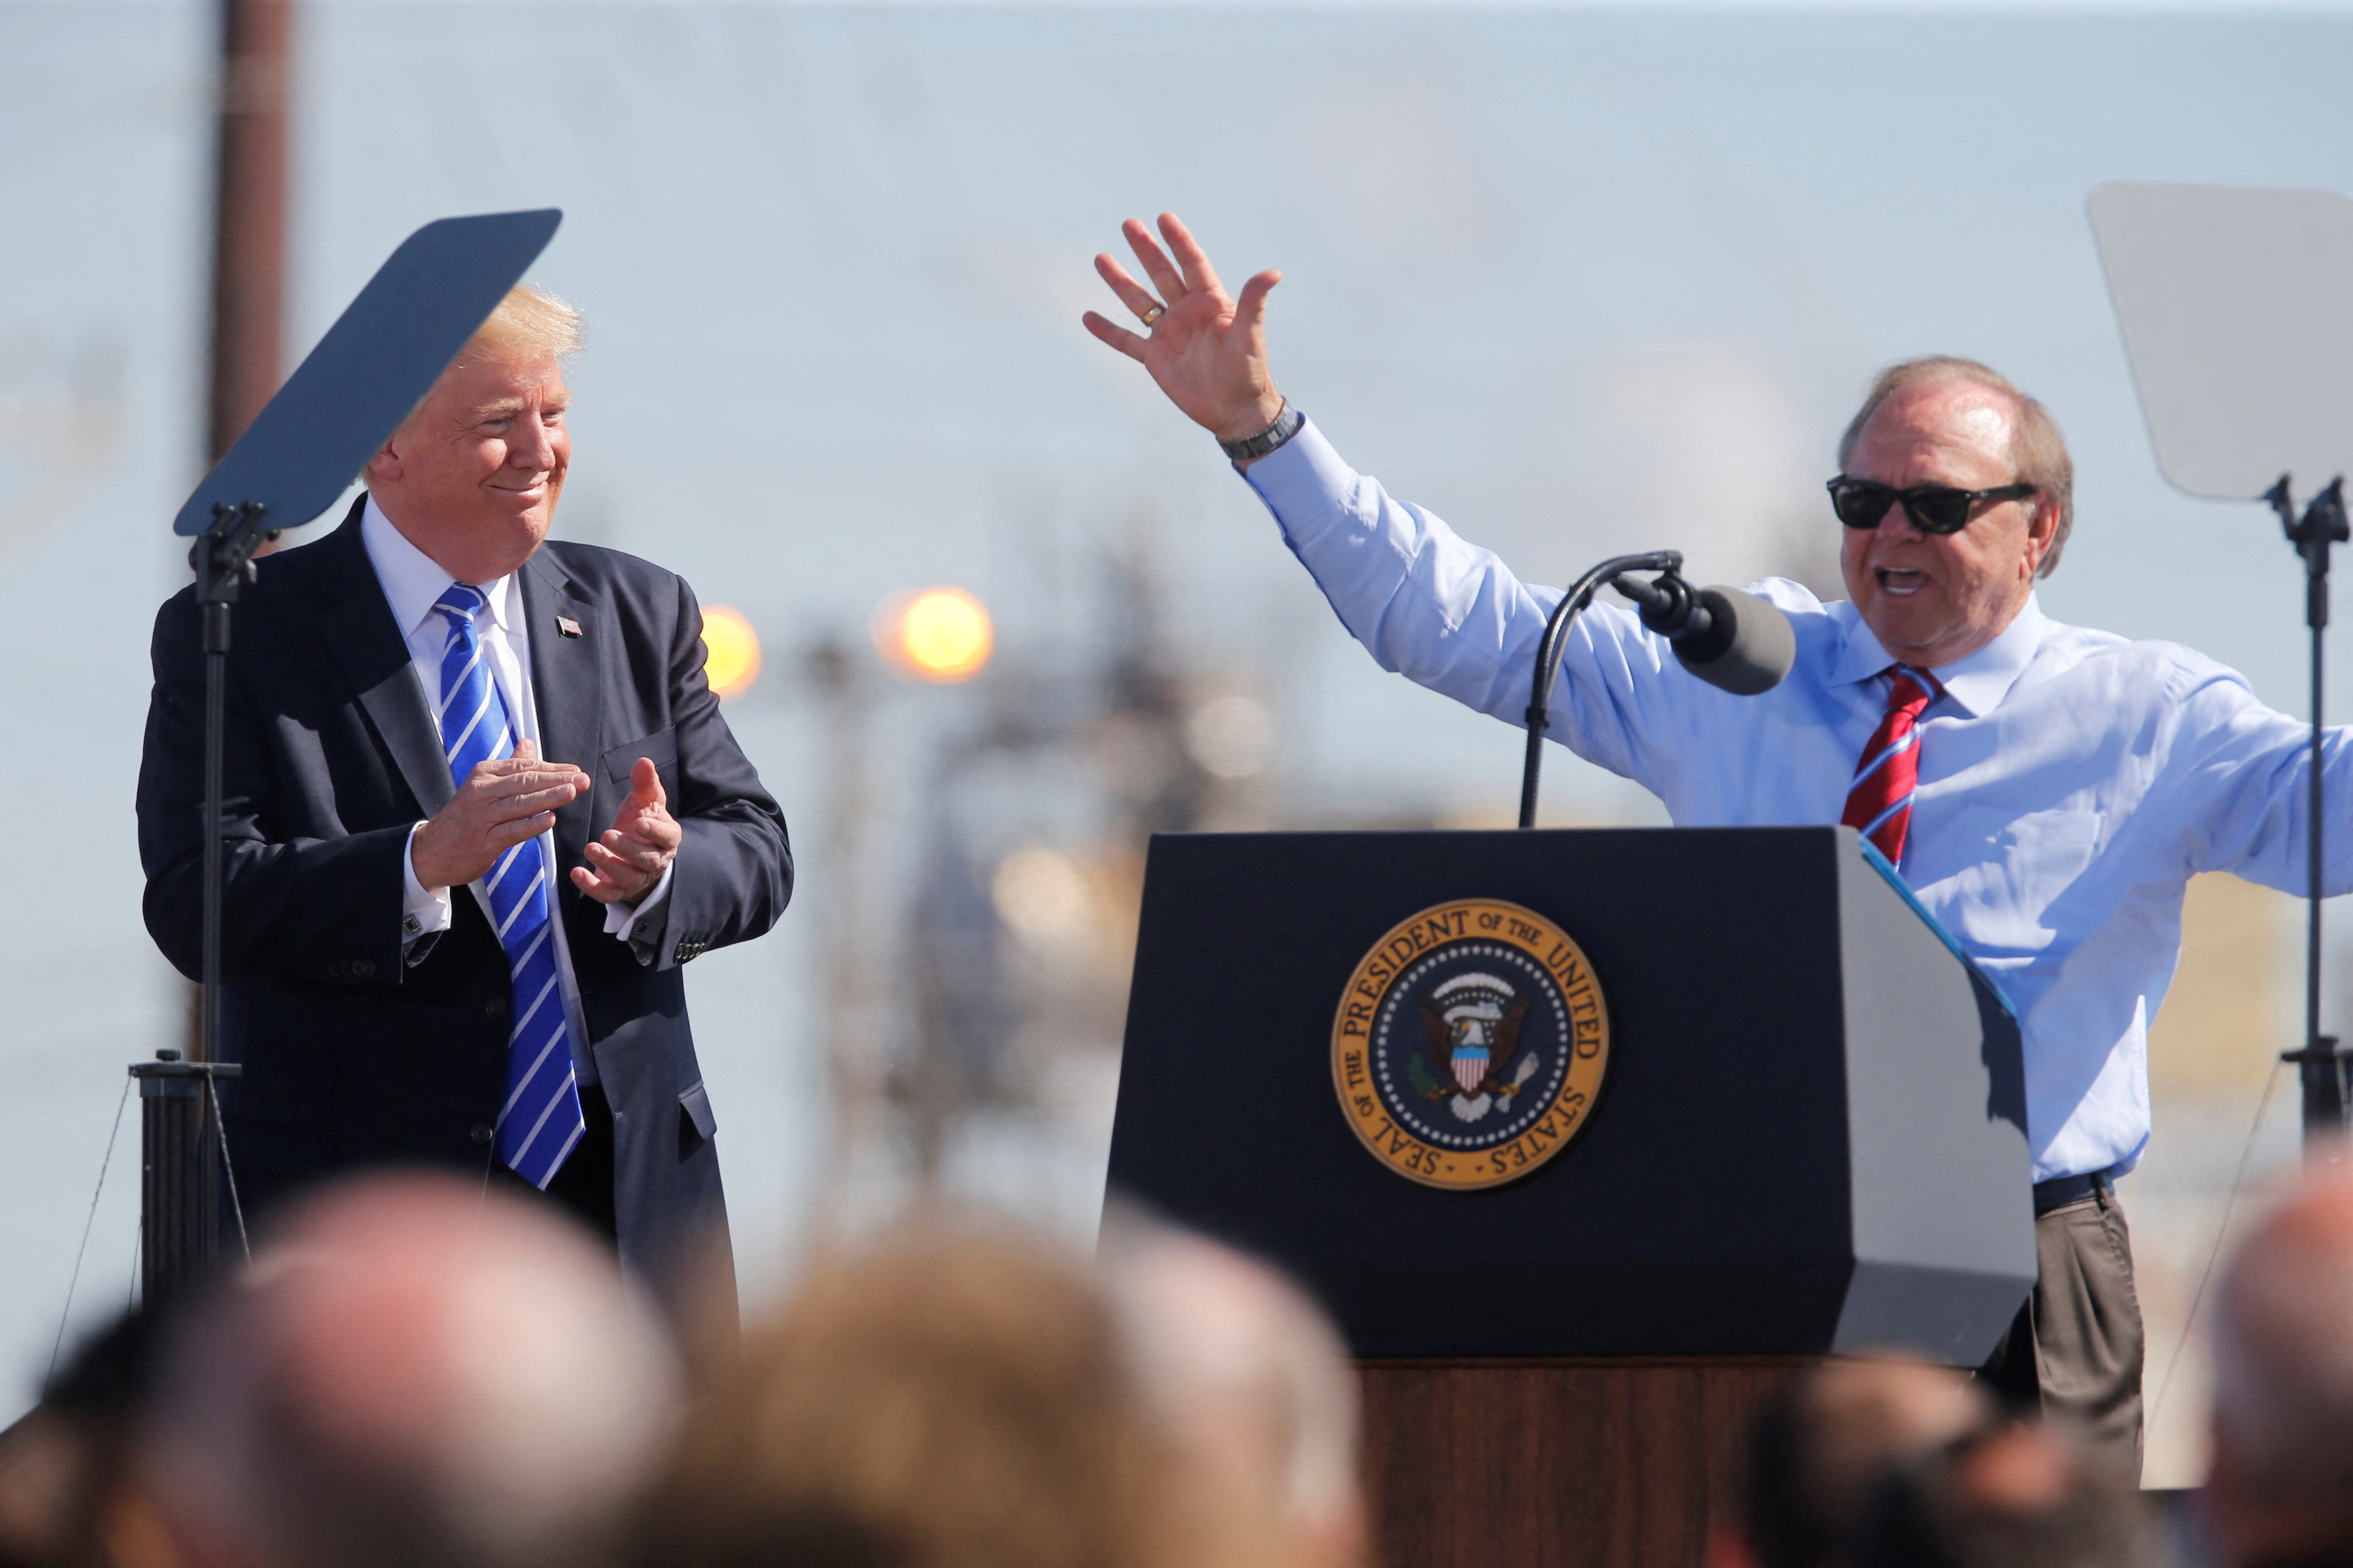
left=432, top=583, right=586, bottom=1189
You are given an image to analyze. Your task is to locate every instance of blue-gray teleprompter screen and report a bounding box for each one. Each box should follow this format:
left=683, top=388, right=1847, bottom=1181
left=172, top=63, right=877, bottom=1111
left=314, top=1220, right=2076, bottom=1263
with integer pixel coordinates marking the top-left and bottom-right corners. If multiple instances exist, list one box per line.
left=175, top=208, right=561, bottom=536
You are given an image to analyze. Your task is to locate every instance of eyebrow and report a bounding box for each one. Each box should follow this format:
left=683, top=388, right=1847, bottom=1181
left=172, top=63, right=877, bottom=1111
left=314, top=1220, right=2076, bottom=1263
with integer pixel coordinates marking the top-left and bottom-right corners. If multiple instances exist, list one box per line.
left=465, top=396, right=566, bottom=423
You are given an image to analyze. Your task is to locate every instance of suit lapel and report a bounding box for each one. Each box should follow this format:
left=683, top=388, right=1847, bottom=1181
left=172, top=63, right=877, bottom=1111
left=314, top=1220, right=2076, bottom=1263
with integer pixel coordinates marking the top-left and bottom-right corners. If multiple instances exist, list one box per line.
left=311, top=499, right=454, bottom=818
left=520, top=547, right=606, bottom=862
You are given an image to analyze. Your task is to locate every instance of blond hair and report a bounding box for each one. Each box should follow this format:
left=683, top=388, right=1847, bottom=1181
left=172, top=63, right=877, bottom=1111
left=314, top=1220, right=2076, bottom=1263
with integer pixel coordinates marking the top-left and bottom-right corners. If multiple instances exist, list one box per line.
left=458, top=282, right=584, bottom=364
left=641, top=1223, right=1187, bottom=1568
left=1837, top=356, right=2075, bottom=577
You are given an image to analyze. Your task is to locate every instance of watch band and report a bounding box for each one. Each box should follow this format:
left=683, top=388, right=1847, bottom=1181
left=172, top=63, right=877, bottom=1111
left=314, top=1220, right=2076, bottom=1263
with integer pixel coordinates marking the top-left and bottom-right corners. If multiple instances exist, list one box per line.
left=1220, top=401, right=1304, bottom=462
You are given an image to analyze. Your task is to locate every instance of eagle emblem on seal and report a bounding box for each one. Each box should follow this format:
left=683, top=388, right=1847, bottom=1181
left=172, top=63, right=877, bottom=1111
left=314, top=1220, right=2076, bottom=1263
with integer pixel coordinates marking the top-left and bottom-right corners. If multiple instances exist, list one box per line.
left=1415, top=973, right=1542, bottom=1122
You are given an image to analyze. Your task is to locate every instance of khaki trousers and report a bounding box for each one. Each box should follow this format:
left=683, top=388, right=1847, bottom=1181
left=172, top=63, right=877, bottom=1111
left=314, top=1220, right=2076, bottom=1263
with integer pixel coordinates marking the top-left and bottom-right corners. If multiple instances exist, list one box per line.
left=1979, top=1183, right=2145, bottom=1478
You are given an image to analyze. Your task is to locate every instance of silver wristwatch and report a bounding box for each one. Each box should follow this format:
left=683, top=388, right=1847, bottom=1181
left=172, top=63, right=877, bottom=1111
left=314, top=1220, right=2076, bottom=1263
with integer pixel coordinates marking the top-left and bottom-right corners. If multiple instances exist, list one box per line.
left=1219, top=401, right=1304, bottom=462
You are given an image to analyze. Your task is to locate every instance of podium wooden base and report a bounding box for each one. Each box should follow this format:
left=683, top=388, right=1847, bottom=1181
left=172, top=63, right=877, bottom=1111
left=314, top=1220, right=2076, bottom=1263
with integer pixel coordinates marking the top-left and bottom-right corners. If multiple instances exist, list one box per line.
left=1359, top=1357, right=1812, bottom=1568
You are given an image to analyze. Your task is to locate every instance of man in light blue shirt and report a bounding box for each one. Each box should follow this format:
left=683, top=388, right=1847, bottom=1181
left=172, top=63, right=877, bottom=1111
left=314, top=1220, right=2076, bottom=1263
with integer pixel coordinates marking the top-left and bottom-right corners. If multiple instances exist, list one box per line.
left=1083, top=212, right=2353, bottom=1466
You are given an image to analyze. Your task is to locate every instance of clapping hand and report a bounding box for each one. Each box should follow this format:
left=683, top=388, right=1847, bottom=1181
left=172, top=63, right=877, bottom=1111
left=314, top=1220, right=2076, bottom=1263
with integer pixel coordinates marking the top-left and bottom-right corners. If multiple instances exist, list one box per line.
left=571, top=757, right=681, bottom=905
left=1082, top=212, right=1287, bottom=448
left=410, top=739, right=590, bottom=893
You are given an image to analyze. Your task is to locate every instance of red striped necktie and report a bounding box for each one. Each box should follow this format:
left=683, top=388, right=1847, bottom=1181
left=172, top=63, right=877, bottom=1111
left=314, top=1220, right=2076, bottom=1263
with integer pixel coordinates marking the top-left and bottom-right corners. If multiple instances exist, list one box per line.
left=1842, top=665, right=1941, bottom=866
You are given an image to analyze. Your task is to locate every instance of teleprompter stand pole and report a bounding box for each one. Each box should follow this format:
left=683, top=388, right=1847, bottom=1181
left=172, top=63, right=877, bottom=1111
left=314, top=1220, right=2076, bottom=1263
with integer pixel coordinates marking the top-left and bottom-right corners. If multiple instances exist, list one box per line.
left=192, top=499, right=271, bottom=1064
left=128, top=498, right=270, bottom=1309
left=2266, top=476, right=2352, bottom=1145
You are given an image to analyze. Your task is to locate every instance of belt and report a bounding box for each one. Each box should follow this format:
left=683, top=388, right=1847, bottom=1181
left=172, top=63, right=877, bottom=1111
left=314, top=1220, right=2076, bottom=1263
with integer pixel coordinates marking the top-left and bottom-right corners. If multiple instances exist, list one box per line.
left=2033, top=1168, right=2113, bottom=1216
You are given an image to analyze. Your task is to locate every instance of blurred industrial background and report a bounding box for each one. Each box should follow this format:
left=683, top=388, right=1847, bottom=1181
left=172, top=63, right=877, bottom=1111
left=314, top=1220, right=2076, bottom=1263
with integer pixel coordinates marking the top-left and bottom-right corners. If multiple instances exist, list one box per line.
left=7, top=0, right=2353, bottom=1488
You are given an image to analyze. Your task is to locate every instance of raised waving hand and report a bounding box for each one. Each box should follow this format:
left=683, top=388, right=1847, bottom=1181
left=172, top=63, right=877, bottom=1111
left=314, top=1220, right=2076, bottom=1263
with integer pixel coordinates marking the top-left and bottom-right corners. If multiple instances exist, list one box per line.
left=1082, top=212, right=1285, bottom=446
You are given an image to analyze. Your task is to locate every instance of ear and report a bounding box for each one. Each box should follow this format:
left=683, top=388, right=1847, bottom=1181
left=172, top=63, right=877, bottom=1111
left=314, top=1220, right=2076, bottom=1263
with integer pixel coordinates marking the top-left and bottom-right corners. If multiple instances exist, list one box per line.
left=366, top=433, right=403, bottom=484
left=2022, top=494, right=2060, bottom=577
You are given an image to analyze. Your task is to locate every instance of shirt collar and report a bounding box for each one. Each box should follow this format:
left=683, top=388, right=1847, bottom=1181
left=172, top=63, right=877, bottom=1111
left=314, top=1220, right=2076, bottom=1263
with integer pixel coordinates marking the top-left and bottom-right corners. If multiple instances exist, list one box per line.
left=1829, top=594, right=2046, bottom=718
left=360, top=494, right=518, bottom=641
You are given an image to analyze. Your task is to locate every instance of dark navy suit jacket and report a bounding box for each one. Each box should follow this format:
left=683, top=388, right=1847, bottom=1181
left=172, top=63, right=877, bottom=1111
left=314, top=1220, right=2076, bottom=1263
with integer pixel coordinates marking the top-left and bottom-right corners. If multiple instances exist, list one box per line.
left=136, top=498, right=792, bottom=1300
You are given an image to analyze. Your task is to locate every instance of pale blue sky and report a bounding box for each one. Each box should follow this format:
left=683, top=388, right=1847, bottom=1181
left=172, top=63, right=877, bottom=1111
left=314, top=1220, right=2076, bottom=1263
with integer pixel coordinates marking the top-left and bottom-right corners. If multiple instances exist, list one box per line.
left=7, top=0, right=2353, bottom=1411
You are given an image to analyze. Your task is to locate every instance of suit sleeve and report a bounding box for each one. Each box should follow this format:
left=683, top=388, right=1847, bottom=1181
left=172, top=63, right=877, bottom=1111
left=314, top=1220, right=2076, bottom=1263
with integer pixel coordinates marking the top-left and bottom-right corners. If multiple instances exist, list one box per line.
left=136, top=589, right=415, bottom=988
left=650, top=575, right=793, bottom=969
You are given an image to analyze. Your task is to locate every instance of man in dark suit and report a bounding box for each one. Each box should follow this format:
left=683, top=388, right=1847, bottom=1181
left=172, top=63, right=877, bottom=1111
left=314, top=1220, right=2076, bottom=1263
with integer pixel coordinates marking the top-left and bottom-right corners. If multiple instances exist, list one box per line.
left=136, top=285, right=791, bottom=1306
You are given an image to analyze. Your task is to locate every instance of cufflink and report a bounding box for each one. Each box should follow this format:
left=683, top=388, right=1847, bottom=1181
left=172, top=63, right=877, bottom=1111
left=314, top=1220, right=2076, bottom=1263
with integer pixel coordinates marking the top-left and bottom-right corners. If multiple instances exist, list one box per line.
left=402, top=913, right=422, bottom=939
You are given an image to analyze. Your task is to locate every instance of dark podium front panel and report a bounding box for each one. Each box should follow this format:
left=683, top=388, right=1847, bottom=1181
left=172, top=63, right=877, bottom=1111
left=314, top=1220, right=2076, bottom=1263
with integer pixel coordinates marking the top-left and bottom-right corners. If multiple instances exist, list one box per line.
left=1106, top=826, right=2034, bottom=1365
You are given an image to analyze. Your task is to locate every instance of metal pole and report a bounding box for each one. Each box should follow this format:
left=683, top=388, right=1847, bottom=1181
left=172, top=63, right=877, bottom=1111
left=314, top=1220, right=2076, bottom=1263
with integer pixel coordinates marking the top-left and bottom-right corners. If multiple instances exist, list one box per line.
left=2270, top=477, right=2350, bottom=1144
left=808, top=639, right=885, bottom=1204
left=202, top=600, right=227, bottom=1066
left=194, top=501, right=268, bottom=1064
left=2303, top=587, right=2340, bottom=1141
left=208, top=0, right=292, bottom=464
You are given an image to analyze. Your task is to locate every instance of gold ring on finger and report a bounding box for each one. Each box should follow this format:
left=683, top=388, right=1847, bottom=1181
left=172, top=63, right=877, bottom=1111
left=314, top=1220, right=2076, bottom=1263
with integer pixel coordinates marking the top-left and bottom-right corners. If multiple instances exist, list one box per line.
left=1139, top=302, right=1165, bottom=328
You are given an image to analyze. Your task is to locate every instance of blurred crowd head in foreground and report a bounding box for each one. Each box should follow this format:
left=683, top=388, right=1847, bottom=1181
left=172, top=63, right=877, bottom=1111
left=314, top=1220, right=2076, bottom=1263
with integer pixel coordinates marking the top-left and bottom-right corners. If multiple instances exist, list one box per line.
left=2206, top=1163, right=2353, bottom=1568
left=1711, top=1356, right=2152, bottom=1568
left=132, top=1174, right=675, bottom=1568
left=639, top=1209, right=1363, bottom=1568
left=23, top=1158, right=2353, bottom=1568
left=0, top=1178, right=1368, bottom=1568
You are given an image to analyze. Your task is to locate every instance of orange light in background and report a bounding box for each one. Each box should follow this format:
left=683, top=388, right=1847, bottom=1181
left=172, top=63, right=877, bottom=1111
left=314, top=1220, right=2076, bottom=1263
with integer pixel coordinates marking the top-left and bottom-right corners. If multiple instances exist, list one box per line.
left=875, top=587, right=993, bottom=683
left=701, top=606, right=762, bottom=698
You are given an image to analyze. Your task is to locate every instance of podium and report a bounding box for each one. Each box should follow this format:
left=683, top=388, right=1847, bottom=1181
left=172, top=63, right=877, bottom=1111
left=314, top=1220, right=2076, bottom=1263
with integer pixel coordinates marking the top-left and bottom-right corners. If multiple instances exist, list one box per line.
left=1105, top=826, right=2033, bottom=1568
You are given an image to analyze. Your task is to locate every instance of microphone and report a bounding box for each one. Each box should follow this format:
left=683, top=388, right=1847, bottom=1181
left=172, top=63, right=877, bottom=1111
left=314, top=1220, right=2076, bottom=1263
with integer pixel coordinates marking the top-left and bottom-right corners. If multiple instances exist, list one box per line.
left=1610, top=569, right=1795, bottom=696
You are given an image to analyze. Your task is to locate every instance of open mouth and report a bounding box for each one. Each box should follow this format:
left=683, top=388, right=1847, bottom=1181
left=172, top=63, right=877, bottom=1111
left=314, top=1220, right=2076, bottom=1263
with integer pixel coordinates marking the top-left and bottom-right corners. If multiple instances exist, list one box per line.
left=1875, top=567, right=1931, bottom=599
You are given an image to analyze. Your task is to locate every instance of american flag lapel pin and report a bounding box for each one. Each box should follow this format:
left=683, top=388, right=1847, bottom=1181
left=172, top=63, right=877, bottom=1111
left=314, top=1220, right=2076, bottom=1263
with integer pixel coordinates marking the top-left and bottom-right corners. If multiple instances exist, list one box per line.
left=555, top=616, right=584, bottom=639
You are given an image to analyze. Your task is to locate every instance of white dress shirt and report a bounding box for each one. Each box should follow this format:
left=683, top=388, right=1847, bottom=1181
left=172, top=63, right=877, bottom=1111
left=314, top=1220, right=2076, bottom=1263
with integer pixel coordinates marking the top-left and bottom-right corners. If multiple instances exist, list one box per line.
left=361, top=495, right=673, bottom=1086
left=1244, top=419, right=2353, bottom=1182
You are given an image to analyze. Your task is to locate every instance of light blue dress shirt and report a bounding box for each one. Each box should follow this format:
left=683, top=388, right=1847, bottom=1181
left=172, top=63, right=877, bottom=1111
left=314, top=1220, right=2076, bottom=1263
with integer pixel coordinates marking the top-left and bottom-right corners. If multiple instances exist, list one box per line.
left=1244, top=418, right=2353, bottom=1182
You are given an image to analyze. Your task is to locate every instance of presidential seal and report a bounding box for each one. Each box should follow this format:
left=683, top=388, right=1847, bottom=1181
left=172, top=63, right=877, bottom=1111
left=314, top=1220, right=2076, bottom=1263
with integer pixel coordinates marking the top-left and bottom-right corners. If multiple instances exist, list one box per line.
left=1330, top=899, right=1610, bottom=1190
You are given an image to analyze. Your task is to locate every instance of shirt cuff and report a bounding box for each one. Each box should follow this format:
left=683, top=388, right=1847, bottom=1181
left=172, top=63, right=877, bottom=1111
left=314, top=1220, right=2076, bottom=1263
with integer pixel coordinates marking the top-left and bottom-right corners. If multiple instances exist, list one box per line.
left=602, top=860, right=675, bottom=942
left=1236, top=415, right=1352, bottom=537
left=402, top=823, right=453, bottom=944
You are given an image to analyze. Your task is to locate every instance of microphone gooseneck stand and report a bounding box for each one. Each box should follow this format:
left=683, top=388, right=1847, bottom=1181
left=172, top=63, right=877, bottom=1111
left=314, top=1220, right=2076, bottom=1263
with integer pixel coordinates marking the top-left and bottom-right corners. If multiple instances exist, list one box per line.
left=1519, top=551, right=1682, bottom=828
left=2266, top=475, right=2353, bottom=1145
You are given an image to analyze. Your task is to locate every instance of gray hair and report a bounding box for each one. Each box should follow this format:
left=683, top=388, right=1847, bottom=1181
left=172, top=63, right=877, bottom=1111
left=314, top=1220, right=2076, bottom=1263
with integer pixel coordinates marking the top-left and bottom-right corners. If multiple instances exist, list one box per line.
left=1838, top=356, right=2075, bottom=578
left=1100, top=1219, right=1361, bottom=1534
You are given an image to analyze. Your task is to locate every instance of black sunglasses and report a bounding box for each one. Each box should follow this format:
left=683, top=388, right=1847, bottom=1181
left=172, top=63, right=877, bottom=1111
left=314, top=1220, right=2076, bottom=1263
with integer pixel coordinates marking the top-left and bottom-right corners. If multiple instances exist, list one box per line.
left=1827, top=477, right=2037, bottom=535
